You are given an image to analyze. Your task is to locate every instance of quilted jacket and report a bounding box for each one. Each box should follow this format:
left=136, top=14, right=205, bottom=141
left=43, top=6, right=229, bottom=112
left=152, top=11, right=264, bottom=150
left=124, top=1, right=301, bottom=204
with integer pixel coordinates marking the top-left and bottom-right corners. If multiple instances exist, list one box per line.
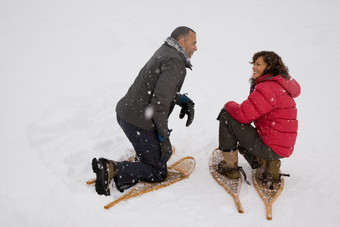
left=116, top=37, right=192, bottom=139
left=225, top=74, right=301, bottom=157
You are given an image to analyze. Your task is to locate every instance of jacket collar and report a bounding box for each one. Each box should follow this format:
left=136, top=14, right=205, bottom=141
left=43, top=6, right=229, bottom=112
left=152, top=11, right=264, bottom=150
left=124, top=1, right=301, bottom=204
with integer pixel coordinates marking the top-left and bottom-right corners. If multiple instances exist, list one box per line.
left=164, top=37, right=192, bottom=70
left=256, top=74, right=275, bottom=84
left=255, top=74, right=301, bottom=98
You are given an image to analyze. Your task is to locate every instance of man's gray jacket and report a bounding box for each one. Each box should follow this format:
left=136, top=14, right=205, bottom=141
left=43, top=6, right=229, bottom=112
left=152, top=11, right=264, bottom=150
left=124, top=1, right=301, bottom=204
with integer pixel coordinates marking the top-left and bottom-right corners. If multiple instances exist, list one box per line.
left=116, top=37, right=192, bottom=139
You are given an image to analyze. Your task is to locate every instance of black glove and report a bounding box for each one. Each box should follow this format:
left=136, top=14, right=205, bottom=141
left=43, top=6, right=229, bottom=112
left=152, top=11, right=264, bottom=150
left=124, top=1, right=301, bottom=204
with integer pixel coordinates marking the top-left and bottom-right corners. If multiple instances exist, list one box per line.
left=159, top=139, right=172, bottom=163
left=178, top=94, right=195, bottom=127
left=179, top=100, right=195, bottom=127
left=216, top=108, right=227, bottom=120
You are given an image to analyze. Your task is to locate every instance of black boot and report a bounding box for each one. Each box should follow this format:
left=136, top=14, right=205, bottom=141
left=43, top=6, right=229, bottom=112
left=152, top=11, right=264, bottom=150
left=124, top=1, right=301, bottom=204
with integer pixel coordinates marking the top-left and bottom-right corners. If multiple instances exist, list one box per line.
left=92, top=158, right=117, bottom=196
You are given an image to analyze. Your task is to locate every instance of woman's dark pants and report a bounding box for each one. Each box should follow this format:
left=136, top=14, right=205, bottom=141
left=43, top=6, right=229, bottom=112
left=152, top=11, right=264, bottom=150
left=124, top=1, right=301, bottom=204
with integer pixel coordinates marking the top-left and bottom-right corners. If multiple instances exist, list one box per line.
left=219, top=111, right=281, bottom=168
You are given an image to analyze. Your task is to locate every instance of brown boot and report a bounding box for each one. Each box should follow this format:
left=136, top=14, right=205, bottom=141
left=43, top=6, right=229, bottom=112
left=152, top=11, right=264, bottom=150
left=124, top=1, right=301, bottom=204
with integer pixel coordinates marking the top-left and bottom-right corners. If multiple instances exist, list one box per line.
left=217, top=149, right=241, bottom=179
left=256, top=159, right=281, bottom=181
left=255, top=157, right=266, bottom=179
left=265, top=160, right=281, bottom=181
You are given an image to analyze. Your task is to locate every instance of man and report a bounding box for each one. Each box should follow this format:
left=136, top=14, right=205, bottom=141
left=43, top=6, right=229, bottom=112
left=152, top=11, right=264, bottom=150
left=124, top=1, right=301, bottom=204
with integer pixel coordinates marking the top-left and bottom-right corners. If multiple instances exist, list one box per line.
left=92, top=26, right=197, bottom=195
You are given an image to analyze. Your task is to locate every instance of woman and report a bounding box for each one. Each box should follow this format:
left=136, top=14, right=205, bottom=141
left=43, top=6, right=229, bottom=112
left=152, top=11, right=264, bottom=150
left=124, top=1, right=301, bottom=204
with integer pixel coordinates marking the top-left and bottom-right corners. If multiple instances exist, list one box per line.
left=217, top=51, right=301, bottom=182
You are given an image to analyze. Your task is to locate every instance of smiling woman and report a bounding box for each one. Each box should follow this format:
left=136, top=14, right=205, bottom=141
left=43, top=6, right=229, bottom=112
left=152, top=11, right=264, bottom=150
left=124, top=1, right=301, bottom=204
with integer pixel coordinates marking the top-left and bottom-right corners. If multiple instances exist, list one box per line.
left=217, top=51, right=301, bottom=183
left=252, top=56, right=267, bottom=80
left=250, top=51, right=291, bottom=84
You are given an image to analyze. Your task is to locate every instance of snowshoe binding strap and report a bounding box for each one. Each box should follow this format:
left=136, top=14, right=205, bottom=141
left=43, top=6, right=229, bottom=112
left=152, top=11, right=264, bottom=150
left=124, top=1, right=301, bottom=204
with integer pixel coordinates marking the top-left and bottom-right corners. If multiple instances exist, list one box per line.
left=280, top=173, right=290, bottom=177
left=238, top=167, right=251, bottom=185
left=217, top=162, right=250, bottom=185
left=256, top=172, right=290, bottom=190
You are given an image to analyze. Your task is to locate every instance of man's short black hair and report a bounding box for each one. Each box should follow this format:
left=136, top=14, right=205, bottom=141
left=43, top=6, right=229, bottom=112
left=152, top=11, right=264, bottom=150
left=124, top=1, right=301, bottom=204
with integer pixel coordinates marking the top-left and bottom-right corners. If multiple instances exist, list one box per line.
left=171, top=26, right=196, bottom=41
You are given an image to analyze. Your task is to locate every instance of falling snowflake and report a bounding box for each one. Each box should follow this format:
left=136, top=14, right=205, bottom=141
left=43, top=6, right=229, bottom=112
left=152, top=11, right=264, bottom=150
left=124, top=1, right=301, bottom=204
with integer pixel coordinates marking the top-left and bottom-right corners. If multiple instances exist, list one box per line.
left=145, top=106, right=154, bottom=119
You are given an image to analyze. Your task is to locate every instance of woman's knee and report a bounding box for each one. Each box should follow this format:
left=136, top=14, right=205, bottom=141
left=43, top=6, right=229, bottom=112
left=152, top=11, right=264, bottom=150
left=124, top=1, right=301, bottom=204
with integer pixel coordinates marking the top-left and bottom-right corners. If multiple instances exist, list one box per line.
left=219, top=111, right=232, bottom=122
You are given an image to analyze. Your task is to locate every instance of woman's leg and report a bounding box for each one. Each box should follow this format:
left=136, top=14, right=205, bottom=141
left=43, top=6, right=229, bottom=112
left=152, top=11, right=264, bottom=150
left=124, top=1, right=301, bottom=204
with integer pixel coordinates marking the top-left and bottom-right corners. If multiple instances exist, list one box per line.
left=219, top=111, right=281, bottom=160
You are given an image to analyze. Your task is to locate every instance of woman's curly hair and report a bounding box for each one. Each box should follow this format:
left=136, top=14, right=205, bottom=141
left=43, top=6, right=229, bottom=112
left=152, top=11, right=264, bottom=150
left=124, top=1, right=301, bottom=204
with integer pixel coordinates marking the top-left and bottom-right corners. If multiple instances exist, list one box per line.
left=251, top=51, right=290, bottom=80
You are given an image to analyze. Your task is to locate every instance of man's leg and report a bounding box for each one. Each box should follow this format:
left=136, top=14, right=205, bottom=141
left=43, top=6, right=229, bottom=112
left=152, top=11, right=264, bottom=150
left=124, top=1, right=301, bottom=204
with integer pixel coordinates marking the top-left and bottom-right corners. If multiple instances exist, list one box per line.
left=115, top=116, right=167, bottom=192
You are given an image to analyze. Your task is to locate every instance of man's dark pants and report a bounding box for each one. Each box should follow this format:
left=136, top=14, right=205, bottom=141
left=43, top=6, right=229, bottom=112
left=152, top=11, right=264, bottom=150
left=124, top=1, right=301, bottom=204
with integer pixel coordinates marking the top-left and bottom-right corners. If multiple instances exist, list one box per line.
left=114, top=115, right=167, bottom=192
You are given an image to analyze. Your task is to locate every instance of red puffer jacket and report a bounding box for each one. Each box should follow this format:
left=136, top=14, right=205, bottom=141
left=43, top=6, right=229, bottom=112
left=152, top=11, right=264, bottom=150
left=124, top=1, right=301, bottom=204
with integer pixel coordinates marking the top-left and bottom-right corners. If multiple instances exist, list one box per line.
left=225, top=74, right=301, bottom=158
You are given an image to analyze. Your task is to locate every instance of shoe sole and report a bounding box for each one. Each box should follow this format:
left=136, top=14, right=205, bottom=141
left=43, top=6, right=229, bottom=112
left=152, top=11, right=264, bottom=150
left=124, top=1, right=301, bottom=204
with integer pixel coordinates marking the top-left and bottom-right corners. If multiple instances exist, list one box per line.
left=92, top=158, right=110, bottom=196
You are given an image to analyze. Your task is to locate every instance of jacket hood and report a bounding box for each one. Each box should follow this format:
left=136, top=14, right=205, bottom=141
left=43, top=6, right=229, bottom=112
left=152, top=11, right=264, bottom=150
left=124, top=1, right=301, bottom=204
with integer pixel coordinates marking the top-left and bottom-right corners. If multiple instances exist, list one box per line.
left=257, top=74, right=301, bottom=98
left=164, top=37, right=192, bottom=69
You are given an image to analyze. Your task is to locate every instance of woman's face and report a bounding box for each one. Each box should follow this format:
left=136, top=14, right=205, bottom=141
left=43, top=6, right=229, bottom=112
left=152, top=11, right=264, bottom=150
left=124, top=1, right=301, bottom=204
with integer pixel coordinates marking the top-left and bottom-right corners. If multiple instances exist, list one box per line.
left=252, top=56, right=268, bottom=79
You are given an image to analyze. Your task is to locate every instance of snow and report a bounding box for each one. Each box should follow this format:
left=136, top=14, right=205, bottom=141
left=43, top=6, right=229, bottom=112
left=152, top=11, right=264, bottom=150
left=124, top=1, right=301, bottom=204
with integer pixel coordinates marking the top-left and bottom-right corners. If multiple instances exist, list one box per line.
left=1, top=0, right=340, bottom=226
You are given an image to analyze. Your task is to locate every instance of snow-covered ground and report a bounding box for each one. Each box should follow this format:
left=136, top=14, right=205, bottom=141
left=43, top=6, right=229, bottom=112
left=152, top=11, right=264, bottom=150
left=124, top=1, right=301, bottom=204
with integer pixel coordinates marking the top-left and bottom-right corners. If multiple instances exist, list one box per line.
left=1, top=0, right=340, bottom=226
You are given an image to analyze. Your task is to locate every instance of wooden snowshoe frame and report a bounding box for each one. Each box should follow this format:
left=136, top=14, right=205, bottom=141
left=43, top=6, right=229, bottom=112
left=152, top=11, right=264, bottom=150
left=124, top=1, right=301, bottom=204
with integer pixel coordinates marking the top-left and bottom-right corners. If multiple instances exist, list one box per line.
left=104, top=156, right=195, bottom=209
left=209, top=148, right=244, bottom=213
left=252, top=169, right=284, bottom=220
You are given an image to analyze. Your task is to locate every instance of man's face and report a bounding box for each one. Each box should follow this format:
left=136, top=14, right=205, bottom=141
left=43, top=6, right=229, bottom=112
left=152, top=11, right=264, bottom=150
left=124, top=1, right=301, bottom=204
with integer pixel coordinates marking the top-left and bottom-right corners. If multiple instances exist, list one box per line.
left=179, top=31, right=197, bottom=59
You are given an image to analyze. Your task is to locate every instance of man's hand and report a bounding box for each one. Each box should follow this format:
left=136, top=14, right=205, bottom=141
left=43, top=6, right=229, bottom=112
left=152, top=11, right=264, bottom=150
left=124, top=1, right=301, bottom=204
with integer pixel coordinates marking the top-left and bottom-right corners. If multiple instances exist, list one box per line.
left=159, top=139, right=172, bottom=163
left=179, top=100, right=195, bottom=127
